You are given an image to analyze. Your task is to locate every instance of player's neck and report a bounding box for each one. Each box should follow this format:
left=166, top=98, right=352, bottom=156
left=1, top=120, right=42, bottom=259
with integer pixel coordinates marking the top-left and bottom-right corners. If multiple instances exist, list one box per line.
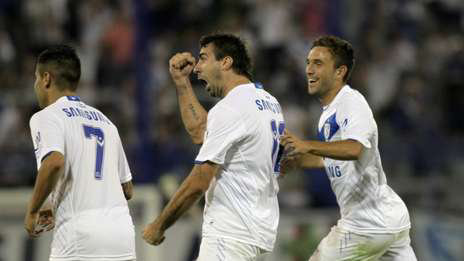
left=47, top=89, right=77, bottom=106
left=320, top=82, right=344, bottom=107
left=223, top=75, right=251, bottom=97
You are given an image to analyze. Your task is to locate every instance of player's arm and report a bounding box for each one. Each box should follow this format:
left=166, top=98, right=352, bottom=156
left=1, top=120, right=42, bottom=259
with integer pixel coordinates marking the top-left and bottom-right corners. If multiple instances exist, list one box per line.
left=121, top=181, right=133, bottom=200
left=143, top=162, right=219, bottom=245
left=25, top=151, right=64, bottom=237
left=281, top=132, right=363, bottom=161
left=280, top=151, right=324, bottom=178
left=169, top=52, right=207, bottom=144
left=287, top=153, right=325, bottom=169
left=304, top=140, right=363, bottom=160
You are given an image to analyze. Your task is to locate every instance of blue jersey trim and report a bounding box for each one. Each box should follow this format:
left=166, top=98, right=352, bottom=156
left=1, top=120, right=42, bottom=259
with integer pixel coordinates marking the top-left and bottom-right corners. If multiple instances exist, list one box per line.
left=317, top=113, right=339, bottom=141
left=66, top=96, right=81, bottom=101
left=254, top=82, right=263, bottom=89
left=194, top=160, right=205, bottom=164
left=41, top=151, right=54, bottom=162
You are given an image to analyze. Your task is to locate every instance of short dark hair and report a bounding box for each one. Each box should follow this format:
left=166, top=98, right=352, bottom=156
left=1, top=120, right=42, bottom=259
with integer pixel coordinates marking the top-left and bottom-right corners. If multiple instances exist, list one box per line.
left=312, top=35, right=355, bottom=82
left=199, top=33, right=252, bottom=80
left=36, top=45, right=81, bottom=91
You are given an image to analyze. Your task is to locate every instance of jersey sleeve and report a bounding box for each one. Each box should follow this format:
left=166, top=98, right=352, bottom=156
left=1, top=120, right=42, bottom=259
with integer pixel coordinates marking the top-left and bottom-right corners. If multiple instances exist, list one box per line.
left=195, top=105, right=247, bottom=165
left=338, top=98, right=375, bottom=149
left=29, top=111, right=65, bottom=170
left=117, top=134, right=132, bottom=183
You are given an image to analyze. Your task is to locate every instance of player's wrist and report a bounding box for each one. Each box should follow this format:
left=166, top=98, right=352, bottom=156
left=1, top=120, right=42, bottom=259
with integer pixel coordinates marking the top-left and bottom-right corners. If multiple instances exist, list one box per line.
left=173, top=77, right=191, bottom=88
left=303, top=141, right=314, bottom=154
left=151, top=219, right=166, bottom=232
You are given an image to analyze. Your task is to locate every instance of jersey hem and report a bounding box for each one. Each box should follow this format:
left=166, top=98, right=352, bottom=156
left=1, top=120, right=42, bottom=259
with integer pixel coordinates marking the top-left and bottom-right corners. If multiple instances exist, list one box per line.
left=202, top=232, right=274, bottom=252
left=337, top=222, right=411, bottom=234
left=50, top=253, right=135, bottom=261
left=194, top=157, right=222, bottom=165
left=39, top=147, right=65, bottom=160
left=120, top=176, right=132, bottom=184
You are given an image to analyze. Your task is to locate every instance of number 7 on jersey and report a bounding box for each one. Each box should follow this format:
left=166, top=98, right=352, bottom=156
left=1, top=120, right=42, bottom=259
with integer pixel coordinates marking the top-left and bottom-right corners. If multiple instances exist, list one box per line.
left=83, top=125, right=105, bottom=180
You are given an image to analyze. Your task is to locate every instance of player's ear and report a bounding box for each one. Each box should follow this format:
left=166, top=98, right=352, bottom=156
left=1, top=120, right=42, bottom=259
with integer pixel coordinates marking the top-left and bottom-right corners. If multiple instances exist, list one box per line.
left=222, top=56, right=233, bottom=70
left=43, top=72, right=52, bottom=89
left=336, top=65, right=347, bottom=81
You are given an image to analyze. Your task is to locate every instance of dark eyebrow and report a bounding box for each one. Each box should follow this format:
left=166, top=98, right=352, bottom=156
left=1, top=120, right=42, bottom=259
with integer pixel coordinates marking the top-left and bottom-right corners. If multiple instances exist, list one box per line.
left=307, top=58, right=323, bottom=64
left=199, top=53, right=207, bottom=59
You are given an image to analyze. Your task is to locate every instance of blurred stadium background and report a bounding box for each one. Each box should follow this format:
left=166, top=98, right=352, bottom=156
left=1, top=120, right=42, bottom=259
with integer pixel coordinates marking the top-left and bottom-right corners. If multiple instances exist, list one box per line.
left=0, top=0, right=463, bottom=260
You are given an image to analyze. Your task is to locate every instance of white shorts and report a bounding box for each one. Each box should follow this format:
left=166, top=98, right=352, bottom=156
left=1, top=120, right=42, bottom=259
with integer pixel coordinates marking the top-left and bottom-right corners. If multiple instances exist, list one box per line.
left=196, top=236, right=267, bottom=261
left=309, top=226, right=417, bottom=261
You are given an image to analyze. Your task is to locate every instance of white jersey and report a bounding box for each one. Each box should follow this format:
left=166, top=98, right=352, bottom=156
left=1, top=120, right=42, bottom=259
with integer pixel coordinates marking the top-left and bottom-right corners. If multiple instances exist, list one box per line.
left=317, top=85, right=411, bottom=234
left=30, top=96, right=135, bottom=260
left=195, top=83, right=284, bottom=251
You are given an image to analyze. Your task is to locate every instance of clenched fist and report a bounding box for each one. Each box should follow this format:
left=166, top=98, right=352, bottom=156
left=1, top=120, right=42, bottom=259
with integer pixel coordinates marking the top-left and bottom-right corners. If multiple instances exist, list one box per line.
left=169, top=52, right=196, bottom=85
left=142, top=221, right=166, bottom=246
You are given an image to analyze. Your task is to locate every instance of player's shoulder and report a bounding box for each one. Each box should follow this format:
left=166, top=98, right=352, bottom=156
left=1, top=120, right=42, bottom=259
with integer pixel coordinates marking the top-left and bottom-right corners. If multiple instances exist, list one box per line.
left=227, top=82, right=280, bottom=106
left=209, top=99, right=238, bottom=119
left=29, top=110, right=42, bottom=126
left=29, top=105, right=62, bottom=126
left=338, top=85, right=370, bottom=110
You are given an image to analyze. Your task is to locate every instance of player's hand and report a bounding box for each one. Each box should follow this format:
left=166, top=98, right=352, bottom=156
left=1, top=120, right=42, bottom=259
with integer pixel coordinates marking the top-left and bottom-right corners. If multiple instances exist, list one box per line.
left=279, top=157, right=299, bottom=179
left=169, top=52, right=196, bottom=85
left=24, top=211, right=40, bottom=238
left=38, top=208, right=55, bottom=233
left=280, top=130, right=310, bottom=159
left=142, top=222, right=166, bottom=246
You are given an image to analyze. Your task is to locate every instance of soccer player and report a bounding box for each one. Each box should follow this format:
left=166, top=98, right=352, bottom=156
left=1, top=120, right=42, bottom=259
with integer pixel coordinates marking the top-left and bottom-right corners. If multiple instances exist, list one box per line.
left=142, top=33, right=285, bottom=260
left=280, top=35, right=417, bottom=260
left=24, top=45, right=136, bottom=261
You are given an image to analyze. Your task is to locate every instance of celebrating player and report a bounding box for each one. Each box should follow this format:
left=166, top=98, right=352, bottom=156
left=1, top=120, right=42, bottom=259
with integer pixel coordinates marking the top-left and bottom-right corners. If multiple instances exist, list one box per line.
left=25, top=45, right=136, bottom=261
left=143, top=33, right=285, bottom=260
left=281, top=35, right=417, bottom=260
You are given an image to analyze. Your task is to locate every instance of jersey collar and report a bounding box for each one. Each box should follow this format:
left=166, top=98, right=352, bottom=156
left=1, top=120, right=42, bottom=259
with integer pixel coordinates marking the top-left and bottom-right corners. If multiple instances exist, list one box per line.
left=54, top=96, right=81, bottom=105
left=226, top=82, right=254, bottom=97
left=322, top=84, right=350, bottom=111
left=66, top=95, right=81, bottom=101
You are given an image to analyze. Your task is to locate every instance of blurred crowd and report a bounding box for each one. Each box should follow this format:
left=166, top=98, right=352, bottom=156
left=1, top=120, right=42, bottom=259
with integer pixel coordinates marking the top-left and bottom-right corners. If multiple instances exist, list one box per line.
left=0, top=0, right=463, bottom=214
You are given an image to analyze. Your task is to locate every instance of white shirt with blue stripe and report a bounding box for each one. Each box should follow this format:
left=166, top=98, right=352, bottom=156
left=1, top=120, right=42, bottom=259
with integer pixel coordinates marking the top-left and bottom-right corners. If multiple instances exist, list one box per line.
left=29, top=96, right=135, bottom=260
left=318, top=85, right=411, bottom=234
left=195, top=83, right=284, bottom=251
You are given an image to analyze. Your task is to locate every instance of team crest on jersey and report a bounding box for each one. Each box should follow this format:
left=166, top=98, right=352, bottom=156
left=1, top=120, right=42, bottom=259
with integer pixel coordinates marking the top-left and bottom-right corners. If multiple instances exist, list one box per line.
left=323, top=123, right=331, bottom=141
left=318, top=113, right=339, bottom=141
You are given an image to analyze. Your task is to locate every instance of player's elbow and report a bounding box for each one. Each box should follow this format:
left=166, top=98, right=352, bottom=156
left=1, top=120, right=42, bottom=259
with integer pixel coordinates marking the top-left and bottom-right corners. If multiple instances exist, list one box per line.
left=347, top=146, right=363, bottom=160
left=191, top=136, right=203, bottom=145
left=188, top=128, right=204, bottom=144
left=343, top=140, right=364, bottom=160
left=187, top=123, right=205, bottom=145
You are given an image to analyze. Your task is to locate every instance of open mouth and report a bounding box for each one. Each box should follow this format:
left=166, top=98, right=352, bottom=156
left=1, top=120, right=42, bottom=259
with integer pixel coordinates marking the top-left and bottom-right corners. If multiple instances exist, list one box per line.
left=196, top=75, right=208, bottom=85
left=198, top=79, right=207, bottom=85
left=308, top=78, right=318, bottom=85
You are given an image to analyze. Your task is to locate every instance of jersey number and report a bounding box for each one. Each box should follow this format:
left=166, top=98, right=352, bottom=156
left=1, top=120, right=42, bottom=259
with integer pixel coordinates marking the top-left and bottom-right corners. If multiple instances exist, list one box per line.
left=271, top=120, right=285, bottom=173
left=83, top=125, right=105, bottom=180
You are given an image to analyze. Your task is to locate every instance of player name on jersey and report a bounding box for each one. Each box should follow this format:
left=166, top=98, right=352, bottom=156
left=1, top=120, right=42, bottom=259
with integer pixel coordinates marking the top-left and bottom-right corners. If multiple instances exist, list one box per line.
left=61, top=107, right=110, bottom=124
left=255, top=99, right=282, bottom=114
